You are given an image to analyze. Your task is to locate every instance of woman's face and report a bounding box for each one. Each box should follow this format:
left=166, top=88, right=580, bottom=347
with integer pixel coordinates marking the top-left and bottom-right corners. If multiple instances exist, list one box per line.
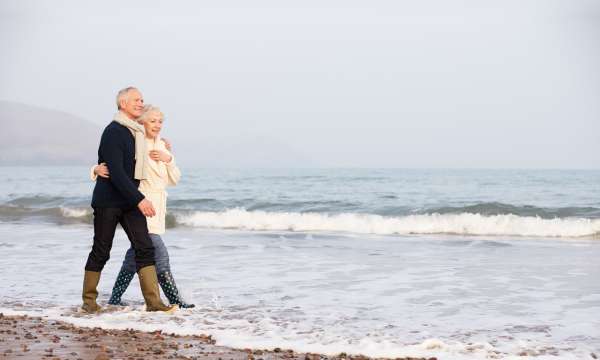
left=143, top=111, right=163, bottom=138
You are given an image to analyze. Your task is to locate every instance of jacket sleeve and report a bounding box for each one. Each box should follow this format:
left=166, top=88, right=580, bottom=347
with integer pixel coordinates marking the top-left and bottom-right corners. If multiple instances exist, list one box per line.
left=160, top=139, right=181, bottom=186
left=102, top=129, right=145, bottom=206
left=164, top=151, right=181, bottom=186
left=90, top=165, right=98, bottom=181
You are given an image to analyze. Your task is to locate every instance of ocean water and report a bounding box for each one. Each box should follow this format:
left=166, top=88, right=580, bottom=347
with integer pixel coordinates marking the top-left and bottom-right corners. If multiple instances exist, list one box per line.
left=0, top=167, right=599, bottom=359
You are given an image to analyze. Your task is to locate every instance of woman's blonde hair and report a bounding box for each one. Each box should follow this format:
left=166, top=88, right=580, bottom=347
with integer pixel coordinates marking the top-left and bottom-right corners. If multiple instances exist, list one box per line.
left=138, top=104, right=164, bottom=122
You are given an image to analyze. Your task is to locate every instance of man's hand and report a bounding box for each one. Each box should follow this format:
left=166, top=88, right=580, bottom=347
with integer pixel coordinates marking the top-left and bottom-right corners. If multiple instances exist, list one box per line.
left=161, top=138, right=172, bottom=151
left=149, top=150, right=172, bottom=163
left=138, top=198, right=156, bottom=217
left=94, top=163, right=110, bottom=178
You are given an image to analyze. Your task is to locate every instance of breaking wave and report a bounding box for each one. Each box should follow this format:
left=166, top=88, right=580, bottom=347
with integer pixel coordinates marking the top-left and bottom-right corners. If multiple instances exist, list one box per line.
left=0, top=205, right=92, bottom=224
left=423, top=202, right=600, bottom=219
left=1, top=195, right=600, bottom=238
left=176, top=208, right=600, bottom=238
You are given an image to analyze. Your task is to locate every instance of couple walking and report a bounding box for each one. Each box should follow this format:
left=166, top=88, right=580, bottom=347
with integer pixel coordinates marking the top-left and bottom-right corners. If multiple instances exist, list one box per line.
left=81, top=86, right=193, bottom=313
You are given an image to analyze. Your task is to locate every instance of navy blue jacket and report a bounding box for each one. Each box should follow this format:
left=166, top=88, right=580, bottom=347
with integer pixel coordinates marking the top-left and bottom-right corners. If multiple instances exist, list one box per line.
left=91, top=121, right=145, bottom=208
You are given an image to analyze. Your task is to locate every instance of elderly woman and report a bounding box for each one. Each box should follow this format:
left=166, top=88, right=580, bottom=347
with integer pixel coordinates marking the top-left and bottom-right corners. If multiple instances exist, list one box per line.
left=92, top=105, right=194, bottom=309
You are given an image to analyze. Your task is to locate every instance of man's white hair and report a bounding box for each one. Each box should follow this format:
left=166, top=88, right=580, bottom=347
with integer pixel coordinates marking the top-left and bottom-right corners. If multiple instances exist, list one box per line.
left=116, top=86, right=139, bottom=110
left=139, top=104, right=164, bottom=122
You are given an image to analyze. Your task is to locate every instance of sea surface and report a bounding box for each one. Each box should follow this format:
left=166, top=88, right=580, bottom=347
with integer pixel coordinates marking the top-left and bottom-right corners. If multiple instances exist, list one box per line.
left=0, top=167, right=599, bottom=359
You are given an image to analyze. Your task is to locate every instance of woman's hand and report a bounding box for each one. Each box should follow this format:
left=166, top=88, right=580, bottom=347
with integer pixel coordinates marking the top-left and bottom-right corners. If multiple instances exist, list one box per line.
left=94, top=163, right=110, bottom=178
left=149, top=150, right=172, bottom=163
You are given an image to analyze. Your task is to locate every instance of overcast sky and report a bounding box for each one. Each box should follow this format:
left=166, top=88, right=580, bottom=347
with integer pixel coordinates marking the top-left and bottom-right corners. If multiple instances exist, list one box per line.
left=1, top=0, right=598, bottom=168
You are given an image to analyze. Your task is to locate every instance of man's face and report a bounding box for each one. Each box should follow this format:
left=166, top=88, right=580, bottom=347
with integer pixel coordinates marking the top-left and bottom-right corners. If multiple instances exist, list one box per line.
left=120, top=89, right=144, bottom=119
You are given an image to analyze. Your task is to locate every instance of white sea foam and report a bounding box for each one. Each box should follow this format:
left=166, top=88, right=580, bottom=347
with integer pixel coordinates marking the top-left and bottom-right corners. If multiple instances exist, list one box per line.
left=1, top=223, right=599, bottom=360
left=60, top=207, right=90, bottom=218
left=176, top=209, right=600, bottom=238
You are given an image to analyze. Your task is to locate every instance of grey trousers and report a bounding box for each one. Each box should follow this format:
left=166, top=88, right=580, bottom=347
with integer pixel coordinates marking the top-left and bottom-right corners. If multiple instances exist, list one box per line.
left=120, top=233, right=170, bottom=274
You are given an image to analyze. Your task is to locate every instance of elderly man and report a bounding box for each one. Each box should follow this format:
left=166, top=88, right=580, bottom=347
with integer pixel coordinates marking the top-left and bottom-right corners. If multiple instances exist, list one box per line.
left=81, top=86, right=176, bottom=313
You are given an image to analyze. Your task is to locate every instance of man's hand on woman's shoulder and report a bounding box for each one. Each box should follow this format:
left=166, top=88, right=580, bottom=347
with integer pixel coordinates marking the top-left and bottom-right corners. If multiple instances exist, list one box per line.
left=161, top=138, right=172, bottom=151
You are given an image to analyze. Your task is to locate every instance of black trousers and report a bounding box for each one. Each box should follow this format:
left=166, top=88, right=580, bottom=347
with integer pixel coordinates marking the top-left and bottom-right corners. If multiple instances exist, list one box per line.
left=85, top=207, right=155, bottom=272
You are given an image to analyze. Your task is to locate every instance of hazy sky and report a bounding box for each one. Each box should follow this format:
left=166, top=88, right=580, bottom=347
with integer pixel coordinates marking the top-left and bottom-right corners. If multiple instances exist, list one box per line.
left=1, top=0, right=598, bottom=168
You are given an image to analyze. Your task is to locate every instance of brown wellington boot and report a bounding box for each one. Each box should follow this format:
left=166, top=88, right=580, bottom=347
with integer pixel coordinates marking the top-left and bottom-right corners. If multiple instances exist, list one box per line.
left=82, top=270, right=102, bottom=313
left=138, top=265, right=178, bottom=313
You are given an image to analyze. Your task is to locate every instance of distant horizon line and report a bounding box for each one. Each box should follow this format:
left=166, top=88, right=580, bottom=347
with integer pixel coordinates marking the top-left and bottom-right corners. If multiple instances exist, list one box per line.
left=0, top=165, right=598, bottom=171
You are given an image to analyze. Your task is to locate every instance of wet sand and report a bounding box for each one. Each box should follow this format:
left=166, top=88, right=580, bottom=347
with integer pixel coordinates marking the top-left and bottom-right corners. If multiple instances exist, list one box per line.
left=0, top=313, right=432, bottom=360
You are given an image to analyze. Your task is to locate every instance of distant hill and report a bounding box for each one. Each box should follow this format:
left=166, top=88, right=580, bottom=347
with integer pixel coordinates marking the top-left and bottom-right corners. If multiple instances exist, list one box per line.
left=0, top=101, right=101, bottom=165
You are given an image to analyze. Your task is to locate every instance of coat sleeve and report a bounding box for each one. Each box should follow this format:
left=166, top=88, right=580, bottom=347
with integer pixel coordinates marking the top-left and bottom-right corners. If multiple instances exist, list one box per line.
left=165, top=151, right=181, bottom=186
left=90, top=165, right=98, bottom=181
left=102, top=129, right=145, bottom=206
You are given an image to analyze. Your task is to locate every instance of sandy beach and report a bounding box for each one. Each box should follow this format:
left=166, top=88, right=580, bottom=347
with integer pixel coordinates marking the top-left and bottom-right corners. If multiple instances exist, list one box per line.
left=0, top=314, right=433, bottom=360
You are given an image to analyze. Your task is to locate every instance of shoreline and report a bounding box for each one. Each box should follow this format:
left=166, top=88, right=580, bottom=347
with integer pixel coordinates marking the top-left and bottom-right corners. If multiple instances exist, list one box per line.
left=0, top=313, right=433, bottom=360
